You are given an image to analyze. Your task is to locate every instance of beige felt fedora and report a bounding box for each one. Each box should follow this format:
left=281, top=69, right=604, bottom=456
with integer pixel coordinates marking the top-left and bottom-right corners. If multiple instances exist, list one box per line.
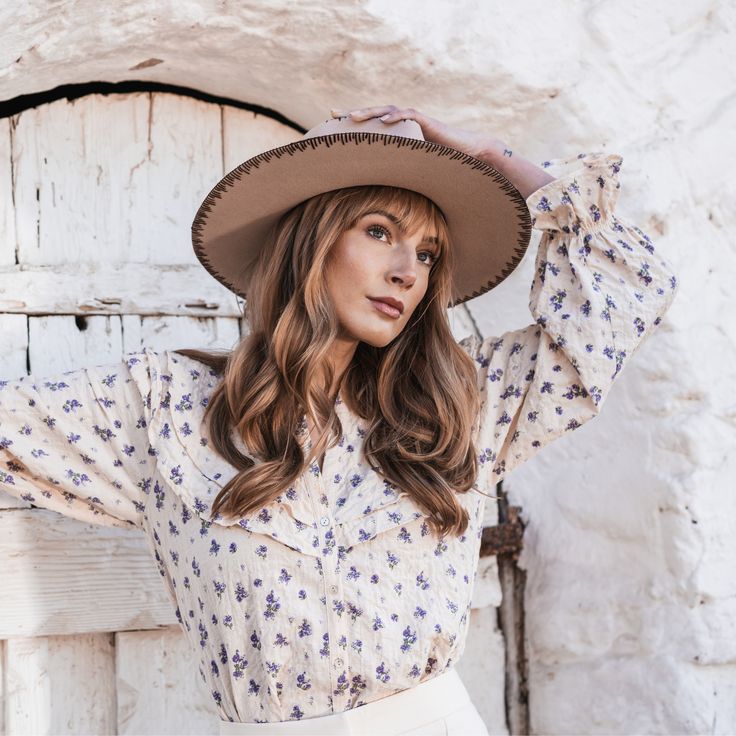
left=191, top=115, right=532, bottom=307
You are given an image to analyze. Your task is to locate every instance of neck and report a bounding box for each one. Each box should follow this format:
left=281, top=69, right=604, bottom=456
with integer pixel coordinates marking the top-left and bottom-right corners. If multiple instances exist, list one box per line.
left=323, top=334, right=358, bottom=399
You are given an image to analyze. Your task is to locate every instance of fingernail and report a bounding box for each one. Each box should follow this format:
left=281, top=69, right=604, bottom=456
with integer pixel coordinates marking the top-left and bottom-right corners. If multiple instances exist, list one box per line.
left=380, top=114, right=390, bottom=121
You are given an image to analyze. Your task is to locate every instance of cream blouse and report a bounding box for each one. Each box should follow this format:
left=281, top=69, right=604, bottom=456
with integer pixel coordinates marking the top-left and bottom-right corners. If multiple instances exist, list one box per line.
left=0, top=152, right=679, bottom=723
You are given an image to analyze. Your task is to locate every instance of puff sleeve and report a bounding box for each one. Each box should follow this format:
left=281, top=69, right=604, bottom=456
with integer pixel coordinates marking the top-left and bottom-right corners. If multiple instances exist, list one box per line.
left=0, top=348, right=161, bottom=530
left=460, top=152, right=679, bottom=485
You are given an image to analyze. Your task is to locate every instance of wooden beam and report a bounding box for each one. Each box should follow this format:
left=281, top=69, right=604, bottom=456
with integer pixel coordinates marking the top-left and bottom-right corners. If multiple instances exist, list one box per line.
left=0, top=508, right=178, bottom=638
left=0, top=264, right=243, bottom=317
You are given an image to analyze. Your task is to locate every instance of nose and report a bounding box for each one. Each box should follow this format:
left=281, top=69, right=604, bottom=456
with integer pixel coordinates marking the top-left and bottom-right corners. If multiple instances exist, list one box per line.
left=388, top=247, right=418, bottom=289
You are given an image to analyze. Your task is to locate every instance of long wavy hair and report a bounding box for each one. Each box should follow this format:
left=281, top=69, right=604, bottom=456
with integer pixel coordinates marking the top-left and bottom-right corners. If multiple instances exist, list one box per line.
left=174, top=184, right=481, bottom=538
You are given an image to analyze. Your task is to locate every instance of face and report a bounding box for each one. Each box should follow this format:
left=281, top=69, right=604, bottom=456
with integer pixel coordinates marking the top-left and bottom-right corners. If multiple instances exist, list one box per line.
left=324, top=208, right=440, bottom=349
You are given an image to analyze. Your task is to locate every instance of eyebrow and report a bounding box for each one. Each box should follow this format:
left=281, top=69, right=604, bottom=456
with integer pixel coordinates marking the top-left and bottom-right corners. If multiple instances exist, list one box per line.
left=364, top=209, right=440, bottom=247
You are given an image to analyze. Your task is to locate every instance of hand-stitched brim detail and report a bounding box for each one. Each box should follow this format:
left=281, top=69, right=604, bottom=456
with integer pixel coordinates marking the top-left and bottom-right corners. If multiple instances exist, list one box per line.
left=191, top=131, right=532, bottom=307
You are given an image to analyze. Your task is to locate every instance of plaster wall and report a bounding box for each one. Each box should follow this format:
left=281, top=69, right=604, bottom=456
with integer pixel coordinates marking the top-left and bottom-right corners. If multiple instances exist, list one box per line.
left=2, top=1, right=733, bottom=732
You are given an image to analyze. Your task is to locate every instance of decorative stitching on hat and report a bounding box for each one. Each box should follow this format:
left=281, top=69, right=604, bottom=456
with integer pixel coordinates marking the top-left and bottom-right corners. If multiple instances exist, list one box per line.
left=191, top=132, right=532, bottom=306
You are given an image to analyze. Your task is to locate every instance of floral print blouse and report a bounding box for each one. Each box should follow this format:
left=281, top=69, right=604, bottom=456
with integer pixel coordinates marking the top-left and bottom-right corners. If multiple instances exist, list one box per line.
left=0, top=152, right=678, bottom=724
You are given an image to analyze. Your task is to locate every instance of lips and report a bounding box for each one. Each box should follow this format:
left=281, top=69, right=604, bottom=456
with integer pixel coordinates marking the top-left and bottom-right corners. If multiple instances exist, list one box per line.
left=368, top=296, right=404, bottom=314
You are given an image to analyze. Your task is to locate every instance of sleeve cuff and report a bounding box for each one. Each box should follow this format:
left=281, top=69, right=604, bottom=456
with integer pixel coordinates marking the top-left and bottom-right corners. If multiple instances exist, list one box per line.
left=524, top=152, right=624, bottom=236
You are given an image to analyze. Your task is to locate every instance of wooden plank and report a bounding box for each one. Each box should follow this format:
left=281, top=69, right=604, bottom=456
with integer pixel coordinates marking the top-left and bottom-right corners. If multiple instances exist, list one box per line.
left=222, top=107, right=300, bottom=171
left=121, top=313, right=241, bottom=353
left=0, top=116, right=15, bottom=266
left=12, top=93, right=151, bottom=266
left=130, top=92, right=223, bottom=265
left=0, top=263, right=242, bottom=316
left=28, top=313, right=123, bottom=375
left=4, top=633, right=117, bottom=735
left=0, top=508, right=178, bottom=638
left=116, top=627, right=217, bottom=735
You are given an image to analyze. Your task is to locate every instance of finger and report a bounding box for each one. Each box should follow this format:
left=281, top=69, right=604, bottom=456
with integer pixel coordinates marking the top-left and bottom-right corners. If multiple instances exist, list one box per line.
left=345, top=105, right=398, bottom=120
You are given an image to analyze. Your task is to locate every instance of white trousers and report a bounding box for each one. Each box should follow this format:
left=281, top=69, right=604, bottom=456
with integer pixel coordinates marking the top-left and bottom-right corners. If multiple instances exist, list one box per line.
left=219, top=667, right=490, bottom=735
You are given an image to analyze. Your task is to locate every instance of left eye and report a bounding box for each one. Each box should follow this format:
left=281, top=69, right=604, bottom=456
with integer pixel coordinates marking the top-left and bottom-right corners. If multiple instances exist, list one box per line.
left=367, top=224, right=390, bottom=241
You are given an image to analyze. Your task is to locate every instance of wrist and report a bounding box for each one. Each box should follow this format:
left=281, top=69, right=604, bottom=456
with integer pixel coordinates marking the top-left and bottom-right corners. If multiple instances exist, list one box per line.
left=476, top=139, right=513, bottom=166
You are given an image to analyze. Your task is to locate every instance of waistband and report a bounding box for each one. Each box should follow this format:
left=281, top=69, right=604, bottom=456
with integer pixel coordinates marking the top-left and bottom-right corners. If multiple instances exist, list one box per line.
left=219, top=667, right=471, bottom=735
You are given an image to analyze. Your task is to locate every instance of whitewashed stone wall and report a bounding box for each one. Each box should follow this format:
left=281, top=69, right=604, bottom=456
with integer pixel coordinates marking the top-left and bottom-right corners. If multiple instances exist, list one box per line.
left=1, top=0, right=733, bottom=734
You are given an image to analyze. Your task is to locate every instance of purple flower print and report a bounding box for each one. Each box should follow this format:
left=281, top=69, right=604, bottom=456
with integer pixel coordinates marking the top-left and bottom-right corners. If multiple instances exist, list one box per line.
left=416, top=572, right=430, bottom=591
left=375, top=662, right=391, bottom=683
left=174, top=393, right=193, bottom=412
left=231, top=650, right=248, bottom=679
left=274, top=633, right=289, bottom=647
left=296, top=672, right=312, bottom=691
left=350, top=674, right=367, bottom=696
left=550, top=289, right=567, bottom=312
left=297, top=619, right=312, bottom=638
left=65, top=469, right=91, bottom=487
left=263, top=590, right=281, bottom=620
left=400, top=626, right=417, bottom=653
left=496, top=411, right=512, bottom=426
left=319, top=633, right=330, bottom=658
left=213, top=580, right=226, bottom=600
left=333, top=672, right=349, bottom=696
left=535, top=195, right=552, bottom=213
left=235, top=582, right=248, bottom=602
left=61, top=398, right=82, bottom=414
left=347, top=602, right=363, bottom=622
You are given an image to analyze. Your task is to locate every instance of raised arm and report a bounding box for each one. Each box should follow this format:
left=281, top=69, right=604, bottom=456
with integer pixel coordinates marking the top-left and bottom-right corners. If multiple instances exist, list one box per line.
left=459, top=152, right=679, bottom=484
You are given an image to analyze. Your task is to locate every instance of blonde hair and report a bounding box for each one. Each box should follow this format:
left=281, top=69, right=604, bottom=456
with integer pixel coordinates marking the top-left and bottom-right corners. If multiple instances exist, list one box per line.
left=174, top=184, right=481, bottom=538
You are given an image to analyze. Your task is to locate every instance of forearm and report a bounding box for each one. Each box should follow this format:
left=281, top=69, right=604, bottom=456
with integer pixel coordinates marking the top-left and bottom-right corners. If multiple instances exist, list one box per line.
left=478, top=141, right=556, bottom=200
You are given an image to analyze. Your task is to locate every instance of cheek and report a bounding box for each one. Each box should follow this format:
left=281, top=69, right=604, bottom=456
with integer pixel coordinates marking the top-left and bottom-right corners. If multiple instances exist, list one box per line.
left=327, top=243, right=371, bottom=291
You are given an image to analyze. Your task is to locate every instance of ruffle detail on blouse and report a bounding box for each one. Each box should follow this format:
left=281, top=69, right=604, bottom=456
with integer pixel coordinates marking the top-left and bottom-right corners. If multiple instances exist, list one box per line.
left=149, top=351, right=434, bottom=556
left=146, top=350, right=320, bottom=554
left=525, top=152, right=623, bottom=235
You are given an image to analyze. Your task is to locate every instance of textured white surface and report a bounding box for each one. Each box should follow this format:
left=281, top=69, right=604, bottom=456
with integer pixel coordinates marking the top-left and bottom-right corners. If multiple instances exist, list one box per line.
left=0, top=0, right=732, bottom=733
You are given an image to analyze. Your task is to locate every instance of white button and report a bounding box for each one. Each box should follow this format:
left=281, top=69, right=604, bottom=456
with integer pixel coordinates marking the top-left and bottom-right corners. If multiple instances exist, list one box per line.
left=329, top=585, right=338, bottom=595
left=319, top=516, right=330, bottom=527
left=333, top=657, right=343, bottom=668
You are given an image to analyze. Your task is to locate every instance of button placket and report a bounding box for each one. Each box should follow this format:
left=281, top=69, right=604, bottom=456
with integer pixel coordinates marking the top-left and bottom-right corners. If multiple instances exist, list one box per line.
left=315, top=470, right=351, bottom=709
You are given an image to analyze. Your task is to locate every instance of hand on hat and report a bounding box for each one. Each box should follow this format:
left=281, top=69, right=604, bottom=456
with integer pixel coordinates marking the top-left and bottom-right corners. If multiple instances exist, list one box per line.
left=329, top=105, right=511, bottom=163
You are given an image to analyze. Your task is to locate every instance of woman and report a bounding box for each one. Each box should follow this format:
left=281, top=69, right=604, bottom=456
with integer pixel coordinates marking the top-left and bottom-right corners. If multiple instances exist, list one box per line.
left=0, top=105, right=678, bottom=735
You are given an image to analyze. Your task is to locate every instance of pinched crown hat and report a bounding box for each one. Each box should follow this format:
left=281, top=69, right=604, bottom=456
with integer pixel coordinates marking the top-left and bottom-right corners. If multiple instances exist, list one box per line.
left=191, top=115, right=532, bottom=307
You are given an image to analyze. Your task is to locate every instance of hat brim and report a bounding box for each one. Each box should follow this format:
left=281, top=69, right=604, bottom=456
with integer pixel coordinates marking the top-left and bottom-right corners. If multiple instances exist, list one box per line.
left=191, top=132, right=532, bottom=307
